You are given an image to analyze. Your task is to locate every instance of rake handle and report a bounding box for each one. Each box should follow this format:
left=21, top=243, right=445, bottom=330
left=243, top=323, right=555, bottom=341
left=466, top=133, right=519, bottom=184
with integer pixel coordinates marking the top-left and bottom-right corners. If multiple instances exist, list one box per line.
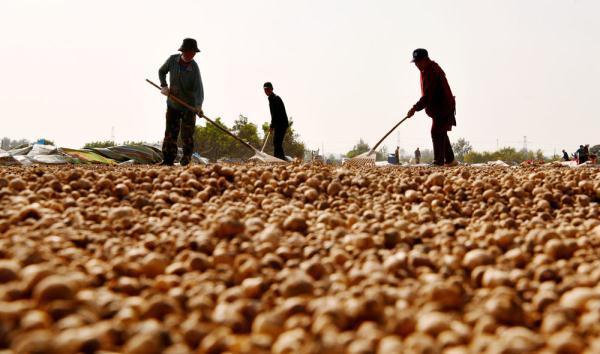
left=146, top=79, right=257, bottom=153
left=261, top=131, right=270, bottom=152
left=369, top=116, right=410, bottom=154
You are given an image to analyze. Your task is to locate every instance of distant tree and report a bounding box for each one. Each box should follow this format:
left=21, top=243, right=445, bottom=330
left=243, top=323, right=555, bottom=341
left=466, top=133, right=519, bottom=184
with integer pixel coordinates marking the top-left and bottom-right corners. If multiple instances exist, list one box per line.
left=463, top=151, right=485, bottom=164
left=375, top=145, right=388, bottom=161
left=84, top=140, right=116, bottom=149
left=1, top=137, right=30, bottom=150
left=122, top=140, right=154, bottom=146
left=326, top=154, right=337, bottom=162
left=193, top=115, right=306, bottom=161
left=452, top=138, right=473, bottom=162
left=590, top=145, right=600, bottom=156
left=414, top=148, right=434, bottom=163
left=232, top=115, right=262, bottom=159
left=463, top=147, right=547, bottom=164
left=194, top=118, right=237, bottom=161
left=534, top=149, right=546, bottom=161
left=346, top=139, right=370, bottom=158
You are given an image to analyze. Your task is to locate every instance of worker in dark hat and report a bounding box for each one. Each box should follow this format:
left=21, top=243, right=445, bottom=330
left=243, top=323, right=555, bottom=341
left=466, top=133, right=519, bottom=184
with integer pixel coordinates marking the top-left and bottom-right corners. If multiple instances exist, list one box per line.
left=263, top=82, right=289, bottom=160
left=406, top=49, right=457, bottom=167
left=158, top=38, right=204, bottom=166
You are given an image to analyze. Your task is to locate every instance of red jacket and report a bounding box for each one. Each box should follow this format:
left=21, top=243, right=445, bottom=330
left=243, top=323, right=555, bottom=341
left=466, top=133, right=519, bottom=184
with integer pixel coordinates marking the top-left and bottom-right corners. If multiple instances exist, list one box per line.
left=413, top=60, right=456, bottom=130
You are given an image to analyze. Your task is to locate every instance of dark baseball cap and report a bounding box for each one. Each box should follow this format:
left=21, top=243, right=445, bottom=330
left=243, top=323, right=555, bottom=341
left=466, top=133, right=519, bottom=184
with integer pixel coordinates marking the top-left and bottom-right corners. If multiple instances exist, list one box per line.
left=263, top=82, right=273, bottom=89
left=411, top=48, right=429, bottom=62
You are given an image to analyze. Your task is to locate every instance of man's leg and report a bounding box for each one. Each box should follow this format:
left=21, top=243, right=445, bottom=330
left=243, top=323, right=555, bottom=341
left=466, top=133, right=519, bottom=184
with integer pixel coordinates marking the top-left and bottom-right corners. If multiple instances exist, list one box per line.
left=180, top=110, right=196, bottom=166
left=443, top=133, right=455, bottom=163
left=162, top=107, right=182, bottom=165
left=431, top=122, right=444, bottom=165
left=273, top=126, right=287, bottom=160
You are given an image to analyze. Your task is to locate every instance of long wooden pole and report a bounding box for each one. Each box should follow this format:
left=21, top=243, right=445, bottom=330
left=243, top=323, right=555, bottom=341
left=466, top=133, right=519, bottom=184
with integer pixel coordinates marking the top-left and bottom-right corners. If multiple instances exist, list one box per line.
left=368, top=116, right=409, bottom=154
left=261, top=131, right=270, bottom=152
left=146, top=79, right=257, bottom=153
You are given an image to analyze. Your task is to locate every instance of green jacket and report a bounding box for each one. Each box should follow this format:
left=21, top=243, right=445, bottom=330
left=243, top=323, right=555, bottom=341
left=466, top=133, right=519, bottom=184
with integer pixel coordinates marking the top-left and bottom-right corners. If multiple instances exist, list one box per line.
left=159, top=54, right=204, bottom=111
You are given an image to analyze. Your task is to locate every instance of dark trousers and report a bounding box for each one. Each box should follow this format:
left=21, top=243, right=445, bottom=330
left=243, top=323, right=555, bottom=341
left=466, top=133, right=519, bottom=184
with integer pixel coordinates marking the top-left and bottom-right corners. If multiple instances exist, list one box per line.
left=431, top=120, right=455, bottom=165
left=273, top=126, right=288, bottom=160
left=162, top=106, right=195, bottom=163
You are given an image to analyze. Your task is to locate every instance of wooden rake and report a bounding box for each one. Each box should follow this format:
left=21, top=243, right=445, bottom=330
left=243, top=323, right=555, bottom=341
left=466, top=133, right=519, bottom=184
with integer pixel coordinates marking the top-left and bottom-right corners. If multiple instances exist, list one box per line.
left=344, top=116, right=410, bottom=167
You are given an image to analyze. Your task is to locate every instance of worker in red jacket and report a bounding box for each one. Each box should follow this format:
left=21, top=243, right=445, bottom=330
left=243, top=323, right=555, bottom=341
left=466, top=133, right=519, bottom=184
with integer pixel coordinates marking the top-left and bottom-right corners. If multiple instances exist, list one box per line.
left=406, top=49, right=457, bottom=166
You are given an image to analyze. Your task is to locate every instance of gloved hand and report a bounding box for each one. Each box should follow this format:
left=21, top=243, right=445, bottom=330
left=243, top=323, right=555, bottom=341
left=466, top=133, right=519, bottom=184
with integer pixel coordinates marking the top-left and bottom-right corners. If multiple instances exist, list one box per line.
left=406, top=107, right=416, bottom=118
left=195, top=106, right=203, bottom=116
left=160, top=86, right=169, bottom=96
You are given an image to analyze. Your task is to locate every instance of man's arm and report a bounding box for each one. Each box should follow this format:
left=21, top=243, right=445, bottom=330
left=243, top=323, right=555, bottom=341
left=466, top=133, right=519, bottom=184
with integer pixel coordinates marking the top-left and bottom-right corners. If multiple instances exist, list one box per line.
left=158, top=56, right=171, bottom=87
left=278, top=97, right=288, bottom=121
left=412, top=70, right=438, bottom=112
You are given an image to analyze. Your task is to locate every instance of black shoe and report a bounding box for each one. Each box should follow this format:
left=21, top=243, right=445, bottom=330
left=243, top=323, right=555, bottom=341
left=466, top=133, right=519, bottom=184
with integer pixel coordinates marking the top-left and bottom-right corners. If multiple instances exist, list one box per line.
left=159, top=161, right=174, bottom=166
left=180, top=156, right=191, bottom=166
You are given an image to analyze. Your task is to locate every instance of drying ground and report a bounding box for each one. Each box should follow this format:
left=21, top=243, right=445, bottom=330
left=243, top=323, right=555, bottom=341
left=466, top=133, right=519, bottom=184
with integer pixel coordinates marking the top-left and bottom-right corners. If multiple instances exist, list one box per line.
left=1, top=164, right=600, bottom=353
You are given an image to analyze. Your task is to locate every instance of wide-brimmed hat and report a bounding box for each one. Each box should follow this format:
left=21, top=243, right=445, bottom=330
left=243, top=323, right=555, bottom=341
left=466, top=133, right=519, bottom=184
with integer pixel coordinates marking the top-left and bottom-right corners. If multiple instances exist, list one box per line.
left=179, top=38, right=200, bottom=52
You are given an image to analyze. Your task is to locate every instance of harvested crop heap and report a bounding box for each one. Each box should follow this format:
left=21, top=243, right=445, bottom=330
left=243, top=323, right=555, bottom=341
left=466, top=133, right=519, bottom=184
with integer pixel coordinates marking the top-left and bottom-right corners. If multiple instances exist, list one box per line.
left=1, top=164, right=600, bottom=354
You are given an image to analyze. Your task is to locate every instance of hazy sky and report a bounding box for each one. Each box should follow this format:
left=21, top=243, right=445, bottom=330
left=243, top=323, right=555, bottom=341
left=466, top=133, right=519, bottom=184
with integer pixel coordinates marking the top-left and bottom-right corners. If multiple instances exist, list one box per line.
left=1, top=0, right=599, bottom=156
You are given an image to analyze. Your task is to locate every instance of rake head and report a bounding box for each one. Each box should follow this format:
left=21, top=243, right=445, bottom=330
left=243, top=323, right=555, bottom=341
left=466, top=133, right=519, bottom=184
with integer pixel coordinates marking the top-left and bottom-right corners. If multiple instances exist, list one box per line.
left=248, top=151, right=287, bottom=164
left=344, top=151, right=376, bottom=167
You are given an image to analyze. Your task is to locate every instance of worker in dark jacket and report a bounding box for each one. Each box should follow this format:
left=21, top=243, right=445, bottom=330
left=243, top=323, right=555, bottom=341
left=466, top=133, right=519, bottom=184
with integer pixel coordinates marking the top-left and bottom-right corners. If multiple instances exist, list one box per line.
left=158, top=38, right=204, bottom=166
left=406, top=49, right=457, bottom=166
left=264, top=82, right=289, bottom=160
left=579, top=145, right=590, bottom=164
left=415, top=147, right=421, bottom=164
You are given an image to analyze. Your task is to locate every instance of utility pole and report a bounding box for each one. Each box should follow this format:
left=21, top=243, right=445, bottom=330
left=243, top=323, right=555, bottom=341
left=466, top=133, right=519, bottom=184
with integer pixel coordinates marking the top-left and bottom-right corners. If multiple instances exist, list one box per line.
left=523, top=136, right=528, bottom=151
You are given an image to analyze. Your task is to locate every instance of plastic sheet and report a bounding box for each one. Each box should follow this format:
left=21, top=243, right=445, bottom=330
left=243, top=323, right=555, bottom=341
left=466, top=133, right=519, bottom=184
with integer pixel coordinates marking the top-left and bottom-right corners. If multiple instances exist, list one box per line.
left=487, top=160, right=510, bottom=167
left=88, top=148, right=130, bottom=162
left=0, top=151, right=20, bottom=165
left=60, top=148, right=117, bottom=164
left=29, top=154, right=73, bottom=164
left=0, top=143, right=211, bottom=166
left=13, top=155, right=33, bottom=165
left=193, top=153, right=209, bottom=165
left=108, top=145, right=162, bottom=164
left=27, top=144, right=57, bottom=157
left=7, top=145, right=32, bottom=156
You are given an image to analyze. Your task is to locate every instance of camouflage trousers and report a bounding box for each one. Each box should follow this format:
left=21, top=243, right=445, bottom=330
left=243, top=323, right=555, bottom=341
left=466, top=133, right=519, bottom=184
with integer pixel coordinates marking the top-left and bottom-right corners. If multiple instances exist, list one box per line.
left=162, top=106, right=195, bottom=164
